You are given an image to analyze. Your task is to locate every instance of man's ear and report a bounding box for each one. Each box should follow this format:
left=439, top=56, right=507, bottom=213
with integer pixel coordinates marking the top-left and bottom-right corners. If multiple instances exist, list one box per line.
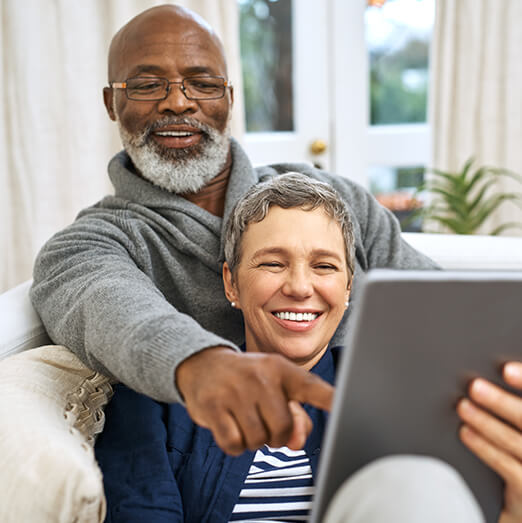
left=222, top=262, right=240, bottom=307
left=229, top=85, right=234, bottom=106
left=103, top=87, right=117, bottom=121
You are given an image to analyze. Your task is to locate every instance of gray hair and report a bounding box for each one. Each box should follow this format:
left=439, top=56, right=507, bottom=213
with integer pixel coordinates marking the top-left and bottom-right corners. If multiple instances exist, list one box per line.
left=224, top=173, right=355, bottom=278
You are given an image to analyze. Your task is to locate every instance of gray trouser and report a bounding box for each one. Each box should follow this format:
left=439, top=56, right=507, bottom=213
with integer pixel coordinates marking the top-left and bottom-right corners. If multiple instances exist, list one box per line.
left=323, top=456, right=485, bottom=523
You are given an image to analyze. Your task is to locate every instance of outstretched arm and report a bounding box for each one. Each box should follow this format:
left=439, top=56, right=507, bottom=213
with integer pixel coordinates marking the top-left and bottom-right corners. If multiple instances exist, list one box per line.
left=457, top=362, right=522, bottom=523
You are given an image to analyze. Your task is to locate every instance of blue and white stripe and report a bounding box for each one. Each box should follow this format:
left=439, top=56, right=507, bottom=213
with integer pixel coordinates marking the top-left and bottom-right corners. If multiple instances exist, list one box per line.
left=229, top=445, right=315, bottom=522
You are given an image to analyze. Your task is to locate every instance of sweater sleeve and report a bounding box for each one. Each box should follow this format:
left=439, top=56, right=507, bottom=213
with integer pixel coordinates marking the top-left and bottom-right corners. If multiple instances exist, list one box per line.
left=260, top=163, right=439, bottom=271
left=30, top=208, right=238, bottom=403
left=345, top=180, right=439, bottom=271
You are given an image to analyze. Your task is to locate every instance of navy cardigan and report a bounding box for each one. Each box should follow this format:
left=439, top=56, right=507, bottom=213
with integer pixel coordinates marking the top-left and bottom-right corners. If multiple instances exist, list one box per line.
left=95, top=347, right=340, bottom=522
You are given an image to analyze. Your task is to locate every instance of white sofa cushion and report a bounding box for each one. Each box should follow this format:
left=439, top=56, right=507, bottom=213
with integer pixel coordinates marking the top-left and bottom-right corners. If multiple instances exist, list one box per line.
left=0, top=345, right=113, bottom=523
left=402, top=233, right=522, bottom=270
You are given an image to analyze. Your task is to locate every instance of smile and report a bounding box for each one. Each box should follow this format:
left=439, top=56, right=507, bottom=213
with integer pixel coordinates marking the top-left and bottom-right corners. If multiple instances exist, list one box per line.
left=155, top=131, right=195, bottom=137
left=273, top=311, right=319, bottom=322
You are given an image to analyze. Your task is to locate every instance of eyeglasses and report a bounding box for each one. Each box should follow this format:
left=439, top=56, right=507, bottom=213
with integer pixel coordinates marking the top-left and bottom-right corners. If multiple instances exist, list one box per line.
left=109, top=76, right=231, bottom=101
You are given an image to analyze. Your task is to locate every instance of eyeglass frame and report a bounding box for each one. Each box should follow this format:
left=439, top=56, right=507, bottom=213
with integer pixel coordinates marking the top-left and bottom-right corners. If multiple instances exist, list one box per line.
left=109, top=75, right=232, bottom=101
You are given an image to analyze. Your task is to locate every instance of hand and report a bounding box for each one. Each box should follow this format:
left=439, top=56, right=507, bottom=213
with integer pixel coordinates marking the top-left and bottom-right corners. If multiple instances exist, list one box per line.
left=175, top=346, right=333, bottom=455
left=457, top=362, right=522, bottom=523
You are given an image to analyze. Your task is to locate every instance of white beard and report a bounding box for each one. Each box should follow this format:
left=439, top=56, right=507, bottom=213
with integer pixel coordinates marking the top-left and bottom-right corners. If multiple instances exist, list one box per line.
left=115, top=112, right=231, bottom=194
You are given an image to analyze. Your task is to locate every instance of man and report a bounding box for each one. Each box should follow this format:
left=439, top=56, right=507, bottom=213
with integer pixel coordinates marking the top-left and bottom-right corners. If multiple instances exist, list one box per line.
left=30, top=4, right=437, bottom=456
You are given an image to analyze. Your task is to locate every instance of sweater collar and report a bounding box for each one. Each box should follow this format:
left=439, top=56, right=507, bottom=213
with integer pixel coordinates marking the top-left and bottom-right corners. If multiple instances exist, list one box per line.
left=107, top=138, right=258, bottom=219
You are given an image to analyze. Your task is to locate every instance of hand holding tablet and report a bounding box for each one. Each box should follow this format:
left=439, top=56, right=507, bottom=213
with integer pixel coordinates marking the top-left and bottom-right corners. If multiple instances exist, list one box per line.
left=458, top=362, right=522, bottom=523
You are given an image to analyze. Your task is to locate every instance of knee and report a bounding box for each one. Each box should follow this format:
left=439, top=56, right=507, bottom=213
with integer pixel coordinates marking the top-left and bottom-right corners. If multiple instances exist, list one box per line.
left=323, top=455, right=484, bottom=523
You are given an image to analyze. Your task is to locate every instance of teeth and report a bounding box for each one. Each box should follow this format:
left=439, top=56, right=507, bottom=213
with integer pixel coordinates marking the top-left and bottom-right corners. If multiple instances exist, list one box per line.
left=155, top=131, right=194, bottom=137
left=274, top=312, right=318, bottom=322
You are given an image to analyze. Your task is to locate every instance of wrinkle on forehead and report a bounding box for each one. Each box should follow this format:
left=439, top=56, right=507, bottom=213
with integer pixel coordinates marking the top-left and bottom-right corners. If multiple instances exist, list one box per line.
left=108, top=4, right=227, bottom=80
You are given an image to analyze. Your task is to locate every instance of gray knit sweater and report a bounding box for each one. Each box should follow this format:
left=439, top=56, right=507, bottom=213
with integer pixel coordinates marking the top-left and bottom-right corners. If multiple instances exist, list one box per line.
left=31, top=140, right=437, bottom=402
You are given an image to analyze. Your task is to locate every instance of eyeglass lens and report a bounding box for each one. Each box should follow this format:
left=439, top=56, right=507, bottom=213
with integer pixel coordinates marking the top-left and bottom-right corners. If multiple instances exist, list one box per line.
left=126, top=77, right=226, bottom=100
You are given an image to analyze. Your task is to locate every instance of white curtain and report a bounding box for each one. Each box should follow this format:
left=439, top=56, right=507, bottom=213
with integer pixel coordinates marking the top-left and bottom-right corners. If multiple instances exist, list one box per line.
left=0, top=0, right=244, bottom=293
left=430, top=0, right=522, bottom=235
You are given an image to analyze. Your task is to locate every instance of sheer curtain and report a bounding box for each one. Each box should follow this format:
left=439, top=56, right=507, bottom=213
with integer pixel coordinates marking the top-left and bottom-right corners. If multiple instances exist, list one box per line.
left=430, top=0, right=522, bottom=235
left=0, top=0, right=244, bottom=293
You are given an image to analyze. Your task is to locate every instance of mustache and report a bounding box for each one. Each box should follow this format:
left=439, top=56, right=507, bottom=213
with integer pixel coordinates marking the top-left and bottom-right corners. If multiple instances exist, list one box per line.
left=146, top=117, right=212, bottom=136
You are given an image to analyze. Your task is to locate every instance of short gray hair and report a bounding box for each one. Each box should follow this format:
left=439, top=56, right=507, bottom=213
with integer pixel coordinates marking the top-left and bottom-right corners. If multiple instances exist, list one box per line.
left=224, top=173, right=355, bottom=278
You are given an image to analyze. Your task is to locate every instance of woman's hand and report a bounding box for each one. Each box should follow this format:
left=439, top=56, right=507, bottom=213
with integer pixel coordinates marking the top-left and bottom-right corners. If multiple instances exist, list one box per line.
left=457, top=362, right=522, bottom=523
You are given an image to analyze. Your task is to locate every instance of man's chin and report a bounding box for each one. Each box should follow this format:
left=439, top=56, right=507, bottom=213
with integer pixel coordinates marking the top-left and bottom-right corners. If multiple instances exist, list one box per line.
left=125, top=138, right=230, bottom=194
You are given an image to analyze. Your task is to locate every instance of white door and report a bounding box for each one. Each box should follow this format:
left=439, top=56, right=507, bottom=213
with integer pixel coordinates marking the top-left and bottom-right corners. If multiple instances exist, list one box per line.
left=239, top=0, right=434, bottom=195
left=239, top=0, right=333, bottom=171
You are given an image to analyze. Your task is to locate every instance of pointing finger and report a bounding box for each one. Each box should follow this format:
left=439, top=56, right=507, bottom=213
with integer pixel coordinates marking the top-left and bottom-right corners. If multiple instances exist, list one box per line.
left=282, top=364, right=334, bottom=412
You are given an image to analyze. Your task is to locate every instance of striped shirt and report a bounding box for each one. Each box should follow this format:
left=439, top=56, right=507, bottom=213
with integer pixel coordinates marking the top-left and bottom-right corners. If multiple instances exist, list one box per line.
left=229, top=445, right=315, bottom=522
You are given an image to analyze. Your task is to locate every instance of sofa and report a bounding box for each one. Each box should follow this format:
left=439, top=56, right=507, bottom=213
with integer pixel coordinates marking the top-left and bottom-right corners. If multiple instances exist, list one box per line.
left=3, top=232, right=522, bottom=362
left=1, top=232, right=522, bottom=523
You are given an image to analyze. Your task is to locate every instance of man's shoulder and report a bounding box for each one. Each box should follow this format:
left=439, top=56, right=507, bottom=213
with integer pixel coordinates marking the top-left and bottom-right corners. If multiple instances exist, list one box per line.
left=253, top=162, right=372, bottom=215
left=254, top=162, right=365, bottom=194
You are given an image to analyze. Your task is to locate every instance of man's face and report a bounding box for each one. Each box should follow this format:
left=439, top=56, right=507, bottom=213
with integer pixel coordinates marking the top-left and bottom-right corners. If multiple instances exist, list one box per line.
left=104, top=13, right=234, bottom=193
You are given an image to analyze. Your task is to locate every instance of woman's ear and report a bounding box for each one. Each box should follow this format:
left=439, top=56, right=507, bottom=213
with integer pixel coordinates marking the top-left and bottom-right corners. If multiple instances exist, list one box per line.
left=222, top=262, right=240, bottom=307
left=345, top=279, right=353, bottom=307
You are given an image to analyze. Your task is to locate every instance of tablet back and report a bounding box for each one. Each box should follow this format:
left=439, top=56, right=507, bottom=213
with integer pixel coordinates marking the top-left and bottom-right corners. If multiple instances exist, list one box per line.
left=311, top=270, right=522, bottom=523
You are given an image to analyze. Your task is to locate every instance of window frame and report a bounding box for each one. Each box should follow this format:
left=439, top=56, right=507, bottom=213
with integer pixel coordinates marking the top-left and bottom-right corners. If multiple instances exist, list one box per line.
left=331, top=0, right=432, bottom=188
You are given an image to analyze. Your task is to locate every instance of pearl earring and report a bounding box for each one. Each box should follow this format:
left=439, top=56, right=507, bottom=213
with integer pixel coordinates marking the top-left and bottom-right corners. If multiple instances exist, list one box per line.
left=345, top=301, right=349, bottom=308
left=231, top=302, right=236, bottom=308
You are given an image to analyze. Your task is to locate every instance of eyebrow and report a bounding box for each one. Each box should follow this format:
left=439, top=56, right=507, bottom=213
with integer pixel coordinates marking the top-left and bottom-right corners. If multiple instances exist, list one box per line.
left=252, top=247, right=344, bottom=262
left=129, top=64, right=219, bottom=77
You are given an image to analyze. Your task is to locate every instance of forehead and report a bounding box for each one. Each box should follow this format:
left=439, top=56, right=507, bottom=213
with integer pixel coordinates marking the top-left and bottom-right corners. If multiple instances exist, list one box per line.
left=110, top=16, right=227, bottom=79
left=242, top=206, right=346, bottom=255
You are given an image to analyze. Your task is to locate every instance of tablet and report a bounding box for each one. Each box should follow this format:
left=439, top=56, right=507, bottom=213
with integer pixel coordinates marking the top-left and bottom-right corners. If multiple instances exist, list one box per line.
left=311, top=270, right=522, bottom=523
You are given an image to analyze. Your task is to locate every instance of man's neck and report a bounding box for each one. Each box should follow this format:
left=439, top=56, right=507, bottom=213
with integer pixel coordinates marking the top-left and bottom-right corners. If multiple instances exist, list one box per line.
left=183, top=152, right=232, bottom=217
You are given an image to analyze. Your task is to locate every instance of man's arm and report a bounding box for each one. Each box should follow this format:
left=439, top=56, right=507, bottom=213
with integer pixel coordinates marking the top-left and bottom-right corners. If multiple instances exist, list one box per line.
left=270, top=164, right=439, bottom=271
left=31, top=210, right=333, bottom=456
left=329, top=173, right=439, bottom=270
left=31, top=211, right=238, bottom=403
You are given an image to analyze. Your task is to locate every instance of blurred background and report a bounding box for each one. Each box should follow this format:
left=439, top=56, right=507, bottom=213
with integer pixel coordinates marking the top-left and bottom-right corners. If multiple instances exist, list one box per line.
left=1, top=0, right=521, bottom=292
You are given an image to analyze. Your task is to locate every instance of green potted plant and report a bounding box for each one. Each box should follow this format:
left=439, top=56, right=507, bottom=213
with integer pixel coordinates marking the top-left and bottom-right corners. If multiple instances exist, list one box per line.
left=413, top=158, right=522, bottom=235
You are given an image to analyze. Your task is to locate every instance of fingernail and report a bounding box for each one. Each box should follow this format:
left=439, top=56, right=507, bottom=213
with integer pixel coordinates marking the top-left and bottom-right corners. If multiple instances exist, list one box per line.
left=460, top=424, right=475, bottom=440
left=458, top=398, right=474, bottom=415
left=504, top=362, right=522, bottom=380
left=470, top=378, right=491, bottom=399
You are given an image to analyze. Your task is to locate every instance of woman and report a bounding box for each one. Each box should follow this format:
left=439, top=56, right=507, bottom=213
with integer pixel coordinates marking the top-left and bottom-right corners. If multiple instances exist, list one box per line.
left=95, top=173, right=522, bottom=522
left=96, top=173, right=353, bottom=522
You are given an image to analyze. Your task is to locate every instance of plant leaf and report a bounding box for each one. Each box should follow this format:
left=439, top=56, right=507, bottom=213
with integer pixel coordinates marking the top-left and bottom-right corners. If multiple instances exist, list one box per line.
left=468, top=194, right=520, bottom=229
left=490, top=222, right=522, bottom=236
left=468, top=179, right=499, bottom=213
left=429, top=188, right=469, bottom=218
left=459, top=157, right=475, bottom=183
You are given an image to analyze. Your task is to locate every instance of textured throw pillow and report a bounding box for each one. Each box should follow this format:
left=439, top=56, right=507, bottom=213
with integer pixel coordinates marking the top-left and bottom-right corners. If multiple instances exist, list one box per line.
left=0, top=345, right=114, bottom=523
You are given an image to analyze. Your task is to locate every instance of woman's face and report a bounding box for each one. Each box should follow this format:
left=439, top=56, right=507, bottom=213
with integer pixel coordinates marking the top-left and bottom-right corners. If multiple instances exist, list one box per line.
left=223, top=206, right=351, bottom=369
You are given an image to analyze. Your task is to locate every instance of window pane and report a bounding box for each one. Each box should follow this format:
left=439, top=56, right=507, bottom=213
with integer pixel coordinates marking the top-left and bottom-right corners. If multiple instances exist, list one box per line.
left=365, top=0, right=435, bottom=125
left=239, top=0, right=294, bottom=132
left=370, top=165, right=425, bottom=231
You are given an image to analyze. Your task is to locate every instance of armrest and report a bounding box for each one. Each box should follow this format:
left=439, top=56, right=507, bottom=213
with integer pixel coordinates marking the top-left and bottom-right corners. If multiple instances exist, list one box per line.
left=0, top=280, right=51, bottom=360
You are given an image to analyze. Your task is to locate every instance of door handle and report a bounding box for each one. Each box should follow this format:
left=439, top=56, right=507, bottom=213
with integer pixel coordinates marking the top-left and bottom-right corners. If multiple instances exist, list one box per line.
left=310, top=139, right=328, bottom=155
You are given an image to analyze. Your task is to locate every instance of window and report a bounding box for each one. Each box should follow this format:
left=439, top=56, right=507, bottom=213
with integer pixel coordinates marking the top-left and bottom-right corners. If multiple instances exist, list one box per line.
left=239, top=0, right=294, bottom=132
left=365, top=0, right=435, bottom=231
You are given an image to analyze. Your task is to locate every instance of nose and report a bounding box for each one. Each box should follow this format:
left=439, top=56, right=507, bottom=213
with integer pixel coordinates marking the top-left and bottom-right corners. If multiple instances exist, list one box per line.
left=156, top=83, right=198, bottom=115
left=281, top=265, right=314, bottom=300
